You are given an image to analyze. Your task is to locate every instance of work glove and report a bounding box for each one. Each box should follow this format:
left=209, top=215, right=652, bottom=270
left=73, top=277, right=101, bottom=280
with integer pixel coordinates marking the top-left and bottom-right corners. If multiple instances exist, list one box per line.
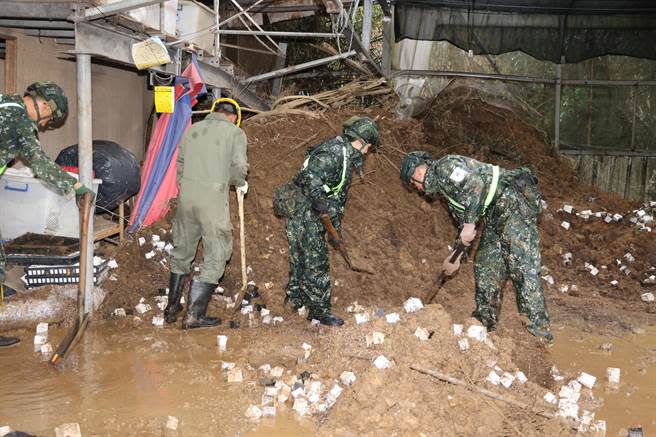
left=459, top=223, right=477, bottom=247
left=311, top=198, right=329, bottom=214
left=442, top=250, right=462, bottom=276
left=236, top=181, right=248, bottom=195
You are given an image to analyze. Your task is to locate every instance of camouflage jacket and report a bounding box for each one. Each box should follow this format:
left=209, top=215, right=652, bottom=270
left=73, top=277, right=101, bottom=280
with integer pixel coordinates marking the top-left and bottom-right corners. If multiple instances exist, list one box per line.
left=423, top=154, right=505, bottom=226
left=0, top=93, right=76, bottom=194
left=293, top=135, right=364, bottom=226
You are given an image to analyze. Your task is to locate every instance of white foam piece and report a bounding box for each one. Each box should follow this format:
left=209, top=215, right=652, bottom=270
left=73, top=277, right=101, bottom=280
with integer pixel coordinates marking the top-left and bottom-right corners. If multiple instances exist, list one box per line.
left=217, top=335, right=228, bottom=352
left=561, top=221, right=570, bottom=230
left=414, top=327, right=430, bottom=341
left=606, top=367, right=620, bottom=385
left=373, top=355, right=393, bottom=369
left=452, top=324, right=463, bottom=336
left=458, top=338, right=470, bottom=351
left=245, top=405, right=262, bottom=420
left=486, top=371, right=501, bottom=385
left=466, top=325, right=487, bottom=342
left=577, top=372, right=596, bottom=389
left=385, top=312, right=400, bottom=324
left=340, top=371, right=357, bottom=386
left=516, top=371, right=528, bottom=384
left=355, top=313, right=369, bottom=324
left=403, top=297, right=424, bottom=313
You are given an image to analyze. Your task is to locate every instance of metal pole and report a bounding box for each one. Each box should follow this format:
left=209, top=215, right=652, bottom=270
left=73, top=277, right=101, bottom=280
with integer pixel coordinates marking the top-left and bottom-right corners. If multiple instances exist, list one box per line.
left=217, top=30, right=342, bottom=38
left=245, top=50, right=357, bottom=83
left=362, top=0, right=373, bottom=50
left=213, top=0, right=220, bottom=58
left=381, top=7, right=393, bottom=78
left=271, top=42, right=288, bottom=97
left=554, top=61, right=562, bottom=154
left=76, top=53, right=95, bottom=315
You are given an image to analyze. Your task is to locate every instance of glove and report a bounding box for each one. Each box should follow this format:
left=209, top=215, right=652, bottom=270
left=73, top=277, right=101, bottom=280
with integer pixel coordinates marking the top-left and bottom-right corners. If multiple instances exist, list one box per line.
left=236, top=181, right=248, bottom=195
left=311, top=198, right=329, bottom=214
left=442, top=251, right=462, bottom=276
left=459, top=223, right=476, bottom=247
left=75, top=184, right=94, bottom=196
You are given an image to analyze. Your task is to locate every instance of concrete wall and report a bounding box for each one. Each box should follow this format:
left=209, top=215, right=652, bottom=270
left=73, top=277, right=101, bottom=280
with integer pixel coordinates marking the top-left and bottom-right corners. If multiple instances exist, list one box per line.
left=0, top=58, right=4, bottom=93
left=0, top=28, right=149, bottom=162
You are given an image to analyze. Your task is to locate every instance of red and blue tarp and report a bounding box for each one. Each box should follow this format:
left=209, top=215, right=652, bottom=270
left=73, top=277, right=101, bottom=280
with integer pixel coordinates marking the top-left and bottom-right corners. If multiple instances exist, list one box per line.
left=128, top=55, right=206, bottom=234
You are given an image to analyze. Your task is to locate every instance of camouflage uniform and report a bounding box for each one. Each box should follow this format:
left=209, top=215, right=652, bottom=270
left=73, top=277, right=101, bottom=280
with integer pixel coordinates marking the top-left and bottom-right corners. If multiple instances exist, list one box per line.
left=0, top=93, right=76, bottom=284
left=284, top=136, right=364, bottom=317
left=170, top=112, right=248, bottom=284
left=423, top=155, right=552, bottom=340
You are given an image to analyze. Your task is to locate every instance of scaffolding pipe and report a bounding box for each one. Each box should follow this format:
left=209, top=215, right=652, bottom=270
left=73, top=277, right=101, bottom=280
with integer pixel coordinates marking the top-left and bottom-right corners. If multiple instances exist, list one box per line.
left=245, top=50, right=357, bottom=83
left=217, top=30, right=342, bottom=38
left=362, top=0, right=372, bottom=50
left=76, top=53, right=95, bottom=315
left=554, top=62, right=562, bottom=153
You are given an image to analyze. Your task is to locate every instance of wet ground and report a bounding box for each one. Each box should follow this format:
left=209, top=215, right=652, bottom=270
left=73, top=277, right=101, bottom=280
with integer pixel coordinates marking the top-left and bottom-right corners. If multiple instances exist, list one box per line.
left=551, top=325, right=656, bottom=437
left=0, top=322, right=314, bottom=436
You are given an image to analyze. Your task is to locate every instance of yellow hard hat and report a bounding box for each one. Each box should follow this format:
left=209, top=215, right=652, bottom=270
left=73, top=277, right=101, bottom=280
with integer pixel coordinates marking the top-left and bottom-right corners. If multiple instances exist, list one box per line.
left=210, top=97, right=242, bottom=127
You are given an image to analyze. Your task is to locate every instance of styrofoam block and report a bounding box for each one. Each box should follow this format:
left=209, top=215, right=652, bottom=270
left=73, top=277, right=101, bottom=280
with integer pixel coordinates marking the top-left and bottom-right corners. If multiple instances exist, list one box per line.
left=271, top=366, right=285, bottom=378
left=563, top=205, right=574, bottom=214
left=261, top=308, right=270, bottom=317
left=302, top=342, right=312, bottom=351
left=458, top=338, right=470, bottom=351
left=558, top=399, right=579, bottom=419
left=216, top=335, right=228, bottom=352
left=166, top=416, right=178, bottom=430
left=262, top=315, right=272, bottom=325
left=40, top=343, right=53, bottom=356
left=138, top=237, right=146, bottom=246
left=151, top=316, right=164, bottom=327
left=543, top=392, right=557, bottom=404
left=151, top=234, right=160, bottom=242
left=373, top=355, right=393, bottom=369
left=272, top=316, right=284, bottom=325
left=135, top=303, right=151, bottom=314
left=36, top=322, right=48, bottom=335
left=34, top=334, right=47, bottom=345
left=145, top=251, right=155, bottom=259
left=366, top=331, right=385, bottom=347
left=297, top=306, right=307, bottom=317
left=355, top=313, right=369, bottom=324
left=589, top=266, right=599, bottom=276
left=259, top=364, right=271, bottom=373
left=559, top=385, right=581, bottom=403
left=262, top=406, right=276, bottom=417
left=54, top=423, right=81, bottom=437
left=403, top=297, right=424, bottom=313
left=452, top=324, right=463, bottom=336
left=500, top=372, right=515, bottom=388
left=466, top=325, right=487, bottom=342
left=486, top=371, right=501, bottom=385
left=606, top=367, right=620, bottom=385
left=221, top=361, right=235, bottom=370
left=577, top=372, right=596, bottom=389
left=385, top=312, right=400, bottom=324
left=561, top=221, right=570, bottom=230
left=542, top=275, right=554, bottom=285
left=624, top=252, right=635, bottom=263
left=293, top=398, right=309, bottom=416
left=227, top=368, right=243, bottom=383
left=245, top=405, right=262, bottom=420
left=641, top=292, right=654, bottom=302
left=241, top=305, right=253, bottom=315
left=340, top=371, right=356, bottom=386
left=516, top=371, right=528, bottom=384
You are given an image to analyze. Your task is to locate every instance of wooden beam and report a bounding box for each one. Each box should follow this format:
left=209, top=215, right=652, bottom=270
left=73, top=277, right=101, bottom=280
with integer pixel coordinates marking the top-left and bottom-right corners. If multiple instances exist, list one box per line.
left=4, top=38, right=17, bottom=93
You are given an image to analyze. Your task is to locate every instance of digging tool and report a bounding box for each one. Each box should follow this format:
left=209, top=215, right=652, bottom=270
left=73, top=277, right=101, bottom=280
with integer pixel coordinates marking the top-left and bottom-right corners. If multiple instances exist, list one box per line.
left=424, top=242, right=466, bottom=304
left=319, top=213, right=374, bottom=275
left=50, top=192, right=94, bottom=366
left=232, top=189, right=248, bottom=313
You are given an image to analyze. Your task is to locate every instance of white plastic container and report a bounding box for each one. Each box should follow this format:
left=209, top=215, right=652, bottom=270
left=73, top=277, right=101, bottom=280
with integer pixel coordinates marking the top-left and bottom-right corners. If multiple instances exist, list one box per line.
left=0, top=169, right=101, bottom=239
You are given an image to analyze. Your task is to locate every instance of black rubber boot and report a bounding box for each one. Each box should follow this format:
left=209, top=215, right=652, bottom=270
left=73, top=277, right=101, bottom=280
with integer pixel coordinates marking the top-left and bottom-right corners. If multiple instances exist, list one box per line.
left=164, top=272, right=188, bottom=324
left=308, top=311, right=344, bottom=326
left=182, top=280, right=221, bottom=329
left=0, top=336, right=20, bottom=347
left=0, top=284, right=17, bottom=298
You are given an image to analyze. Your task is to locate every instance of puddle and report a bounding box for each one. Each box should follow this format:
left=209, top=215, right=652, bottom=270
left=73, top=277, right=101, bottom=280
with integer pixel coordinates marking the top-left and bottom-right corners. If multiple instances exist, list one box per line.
left=550, top=325, right=656, bottom=436
left=0, top=322, right=314, bottom=436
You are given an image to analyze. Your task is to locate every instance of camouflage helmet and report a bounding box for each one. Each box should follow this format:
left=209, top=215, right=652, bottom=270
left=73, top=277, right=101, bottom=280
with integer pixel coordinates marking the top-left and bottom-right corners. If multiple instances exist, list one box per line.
left=26, top=81, right=68, bottom=124
left=343, top=116, right=379, bottom=148
left=400, top=151, right=433, bottom=184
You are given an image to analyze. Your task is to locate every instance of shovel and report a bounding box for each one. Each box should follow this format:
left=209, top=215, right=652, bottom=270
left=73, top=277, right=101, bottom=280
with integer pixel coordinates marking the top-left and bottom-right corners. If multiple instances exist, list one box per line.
left=50, top=192, right=94, bottom=366
left=319, top=213, right=374, bottom=275
left=232, top=189, right=248, bottom=313
left=424, top=243, right=466, bottom=304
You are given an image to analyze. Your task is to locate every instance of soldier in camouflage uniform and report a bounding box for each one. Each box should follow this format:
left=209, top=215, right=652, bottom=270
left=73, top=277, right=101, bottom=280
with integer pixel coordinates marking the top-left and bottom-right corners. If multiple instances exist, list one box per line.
left=0, top=82, right=93, bottom=347
left=278, top=117, right=379, bottom=326
left=400, top=152, right=553, bottom=342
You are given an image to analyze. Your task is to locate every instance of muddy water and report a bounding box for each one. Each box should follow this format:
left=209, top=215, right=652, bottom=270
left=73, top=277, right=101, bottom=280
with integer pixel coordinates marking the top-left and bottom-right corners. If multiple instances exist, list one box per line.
left=550, top=325, right=656, bottom=436
left=0, top=322, right=314, bottom=436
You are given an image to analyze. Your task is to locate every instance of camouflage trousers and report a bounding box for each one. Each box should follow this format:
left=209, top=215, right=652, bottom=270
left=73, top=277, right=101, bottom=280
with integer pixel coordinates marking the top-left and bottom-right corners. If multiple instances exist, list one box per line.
left=284, top=206, right=332, bottom=317
left=473, top=187, right=552, bottom=341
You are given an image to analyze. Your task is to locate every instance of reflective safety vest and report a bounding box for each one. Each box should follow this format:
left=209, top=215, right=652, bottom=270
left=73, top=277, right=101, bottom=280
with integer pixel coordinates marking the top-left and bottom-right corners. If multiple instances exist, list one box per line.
left=0, top=102, right=24, bottom=176
left=302, top=144, right=348, bottom=197
left=445, top=165, right=500, bottom=216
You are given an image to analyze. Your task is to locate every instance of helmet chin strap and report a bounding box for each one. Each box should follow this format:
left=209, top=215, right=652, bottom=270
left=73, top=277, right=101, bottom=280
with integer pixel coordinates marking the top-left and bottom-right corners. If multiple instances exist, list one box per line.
left=28, top=95, right=51, bottom=126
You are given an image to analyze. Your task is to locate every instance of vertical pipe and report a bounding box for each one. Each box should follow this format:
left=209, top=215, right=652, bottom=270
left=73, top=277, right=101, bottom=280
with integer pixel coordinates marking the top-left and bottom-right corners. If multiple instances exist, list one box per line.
left=381, top=6, right=393, bottom=78
left=362, top=0, right=372, bottom=51
left=76, top=53, right=95, bottom=315
left=271, top=42, right=288, bottom=97
left=214, top=0, right=220, bottom=58
left=554, top=61, right=562, bottom=154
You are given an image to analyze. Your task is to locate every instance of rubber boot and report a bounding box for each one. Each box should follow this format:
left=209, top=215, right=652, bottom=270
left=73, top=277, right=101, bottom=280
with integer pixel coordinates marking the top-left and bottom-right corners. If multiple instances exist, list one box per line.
left=307, top=311, right=344, bottom=326
left=164, top=272, right=188, bottom=324
left=182, top=280, right=221, bottom=329
left=0, top=336, right=20, bottom=347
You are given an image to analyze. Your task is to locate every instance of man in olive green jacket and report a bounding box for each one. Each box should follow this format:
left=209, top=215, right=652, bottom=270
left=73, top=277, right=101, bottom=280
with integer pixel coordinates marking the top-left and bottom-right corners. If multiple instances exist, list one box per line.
left=164, top=100, right=248, bottom=329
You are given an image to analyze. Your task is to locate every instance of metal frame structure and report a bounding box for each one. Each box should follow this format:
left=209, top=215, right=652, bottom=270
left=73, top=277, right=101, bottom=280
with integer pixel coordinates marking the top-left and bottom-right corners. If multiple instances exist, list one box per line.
left=0, top=0, right=389, bottom=311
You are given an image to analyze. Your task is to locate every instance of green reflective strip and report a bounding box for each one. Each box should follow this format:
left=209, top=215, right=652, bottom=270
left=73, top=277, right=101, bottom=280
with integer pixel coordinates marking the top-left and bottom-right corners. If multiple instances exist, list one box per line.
left=322, top=146, right=348, bottom=197
left=0, top=164, right=6, bottom=176
left=483, top=165, right=500, bottom=210
left=447, top=195, right=465, bottom=211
